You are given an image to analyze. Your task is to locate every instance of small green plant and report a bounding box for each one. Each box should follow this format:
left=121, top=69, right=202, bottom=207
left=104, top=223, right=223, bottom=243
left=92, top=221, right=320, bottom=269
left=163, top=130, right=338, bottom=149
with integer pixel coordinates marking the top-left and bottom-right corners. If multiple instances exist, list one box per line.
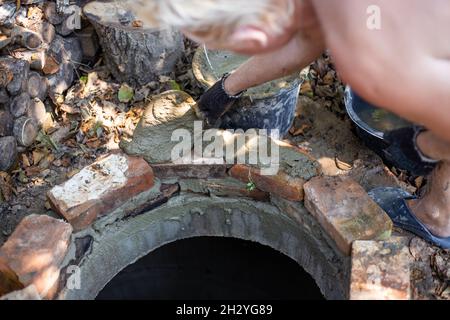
left=246, top=181, right=256, bottom=191
left=246, top=170, right=257, bottom=191
left=168, top=80, right=182, bottom=91
left=36, top=130, right=59, bottom=151
left=79, top=75, right=88, bottom=85
left=118, top=84, right=134, bottom=103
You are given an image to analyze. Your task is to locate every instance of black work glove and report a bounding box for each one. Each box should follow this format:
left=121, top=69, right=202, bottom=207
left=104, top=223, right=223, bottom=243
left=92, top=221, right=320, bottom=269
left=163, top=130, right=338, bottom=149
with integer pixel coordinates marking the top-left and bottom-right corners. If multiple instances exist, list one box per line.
left=194, top=73, right=245, bottom=127
left=383, top=126, right=439, bottom=176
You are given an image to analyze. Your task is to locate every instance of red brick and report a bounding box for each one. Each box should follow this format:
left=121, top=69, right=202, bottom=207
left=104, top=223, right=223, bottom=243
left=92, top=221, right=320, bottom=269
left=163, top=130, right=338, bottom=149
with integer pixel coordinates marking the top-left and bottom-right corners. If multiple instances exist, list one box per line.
left=229, top=164, right=305, bottom=201
left=47, top=153, right=155, bottom=230
left=0, top=215, right=72, bottom=299
left=304, top=176, right=393, bottom=255
left=0, top=257, right=24, bottom=296
left=350, top=238, right=411, bottom=300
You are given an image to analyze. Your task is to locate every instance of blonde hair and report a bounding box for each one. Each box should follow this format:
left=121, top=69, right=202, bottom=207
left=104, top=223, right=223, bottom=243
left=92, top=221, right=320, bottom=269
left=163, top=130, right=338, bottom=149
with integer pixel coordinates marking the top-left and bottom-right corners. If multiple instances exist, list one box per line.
left=128, top=0, right=294, bottom=36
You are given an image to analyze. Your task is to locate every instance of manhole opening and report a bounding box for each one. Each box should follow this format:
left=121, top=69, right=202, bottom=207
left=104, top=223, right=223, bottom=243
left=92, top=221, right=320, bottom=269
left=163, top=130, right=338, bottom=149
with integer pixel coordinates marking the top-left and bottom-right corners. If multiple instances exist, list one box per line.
left=96, top=237, right=325, bottom=300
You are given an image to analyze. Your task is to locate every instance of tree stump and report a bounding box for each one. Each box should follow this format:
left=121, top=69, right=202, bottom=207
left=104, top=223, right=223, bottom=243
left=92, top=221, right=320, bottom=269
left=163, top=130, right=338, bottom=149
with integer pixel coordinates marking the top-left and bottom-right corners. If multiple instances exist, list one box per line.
left=83, top=1, right=184, bottom=86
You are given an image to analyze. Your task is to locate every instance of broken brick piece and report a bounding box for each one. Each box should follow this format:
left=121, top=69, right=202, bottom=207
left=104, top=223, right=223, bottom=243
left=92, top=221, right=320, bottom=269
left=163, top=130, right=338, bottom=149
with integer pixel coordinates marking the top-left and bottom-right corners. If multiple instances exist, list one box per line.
left=47, top=153, right=155, bottom=230
left=304, top=176, right=393, bottom=255
left=350, top=237, right=411, bottom=300
left=0, top=215, right=72, bottom=299
left=229, top=164, right=305, bottom=201
left=0, top=257, right=24, bottom=297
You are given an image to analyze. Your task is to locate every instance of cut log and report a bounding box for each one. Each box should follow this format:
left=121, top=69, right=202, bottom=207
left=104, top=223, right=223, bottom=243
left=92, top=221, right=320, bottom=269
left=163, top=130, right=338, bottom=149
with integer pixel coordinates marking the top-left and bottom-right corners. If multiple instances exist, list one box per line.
left=10, top=50, right=46, bottom=71
left=13, top=116, right=39, bottom=147
left=42, top=54, right=60, bottom=75
left=37, top=21, right=56, bottom=44
left=47, top=62, right=74, bottom=95
left=0, top=136, right=17, bottom=171
left=0, top=2, right=16, bottom=28
left=43, top=2, right=65, bottom=25
left=27, top=97, right=47, bottom=127
left=0, top=257, right=24, bottom=296
left=0, top=60, right=14, bottom=87
left=47, top=34, right=82, bottom=65
left=55, top=16, right=74, bottom=36
left=0, top=57, right=30, bottom=96
left=83, top=1, right=184, bottom=86
left=10, top=92, right=31, bottom=118
left=0, top=35, right=12, bottom=50
left=0, top=88, right=9, bottom=105
left=0, top=109, right=14, bottom=137
left=27, top=71, right=48, bottom=100
left=12, top=26, right=44, bottom=50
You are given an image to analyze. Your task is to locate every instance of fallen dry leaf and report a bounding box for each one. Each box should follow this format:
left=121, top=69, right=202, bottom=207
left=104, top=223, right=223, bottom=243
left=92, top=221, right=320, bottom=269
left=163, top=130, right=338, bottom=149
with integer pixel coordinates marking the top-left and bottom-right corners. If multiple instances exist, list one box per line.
left=21, top=154, right=31, bottom=168
left=0, top=172, right=14, bottom=201
left=32, top=150, right=46, bottom=166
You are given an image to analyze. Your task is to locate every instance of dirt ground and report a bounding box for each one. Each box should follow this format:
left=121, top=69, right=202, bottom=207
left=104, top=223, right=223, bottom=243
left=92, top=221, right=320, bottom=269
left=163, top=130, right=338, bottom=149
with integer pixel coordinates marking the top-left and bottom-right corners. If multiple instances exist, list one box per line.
left=0, top=46, right=448, bottom=299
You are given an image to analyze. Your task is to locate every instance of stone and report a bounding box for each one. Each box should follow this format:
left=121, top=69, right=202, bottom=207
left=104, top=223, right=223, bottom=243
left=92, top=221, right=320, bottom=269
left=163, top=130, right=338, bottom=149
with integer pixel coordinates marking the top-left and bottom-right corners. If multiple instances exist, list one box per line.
left=47, top=153, right=155, bottom=230
left=151, top=163, right=227, bottom=180
left=350, top=237, right=411, bottom=300
left=229, top=164, right=306, bottom=201
left=0, top=257, right=24, bottom=296
left=120, top=90, right=198, bottom=163
left=180, top=177, right=270, bottom=202
left=304, top=176, right=393, bottom=255
left=0, top=136, right=17, bottom=171
left=0, top=215, right=72, bottom=299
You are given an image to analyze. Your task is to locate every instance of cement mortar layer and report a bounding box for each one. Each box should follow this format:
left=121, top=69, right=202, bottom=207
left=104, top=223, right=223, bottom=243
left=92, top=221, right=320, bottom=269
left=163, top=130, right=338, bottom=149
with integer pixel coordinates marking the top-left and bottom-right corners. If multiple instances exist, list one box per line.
left=58, top=194, right=349, bottom=300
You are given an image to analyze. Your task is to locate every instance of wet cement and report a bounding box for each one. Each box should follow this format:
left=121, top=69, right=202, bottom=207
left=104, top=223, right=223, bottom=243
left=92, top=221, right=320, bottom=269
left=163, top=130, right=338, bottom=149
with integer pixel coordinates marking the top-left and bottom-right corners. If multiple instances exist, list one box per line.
left=193, top=49, right=300, bottom=99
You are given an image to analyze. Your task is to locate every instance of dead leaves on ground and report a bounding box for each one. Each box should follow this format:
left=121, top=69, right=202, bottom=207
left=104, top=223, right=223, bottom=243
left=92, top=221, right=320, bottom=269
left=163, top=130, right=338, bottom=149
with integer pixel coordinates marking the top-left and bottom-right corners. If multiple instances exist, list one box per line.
left=0, top=172, right=15, bottom=202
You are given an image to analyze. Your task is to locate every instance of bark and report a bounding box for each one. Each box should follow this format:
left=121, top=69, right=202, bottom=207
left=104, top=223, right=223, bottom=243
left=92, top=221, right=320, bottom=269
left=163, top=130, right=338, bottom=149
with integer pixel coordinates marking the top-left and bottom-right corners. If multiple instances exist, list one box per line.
left=10, top=92, right=31, bottom=118
left=83, top=1, right=184, bottom=86
left=27, top=71, right=48, bottom=100
left=0, top=110, right=14, bottom=137
left=0, top=136, right=17, bottom=172
left=0, top=57, right=30, bottom=96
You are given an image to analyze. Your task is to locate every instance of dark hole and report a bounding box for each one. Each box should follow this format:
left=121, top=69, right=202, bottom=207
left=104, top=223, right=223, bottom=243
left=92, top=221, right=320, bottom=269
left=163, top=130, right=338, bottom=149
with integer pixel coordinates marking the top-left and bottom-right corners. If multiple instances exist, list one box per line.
left=96, top=237, right=325, bottom=300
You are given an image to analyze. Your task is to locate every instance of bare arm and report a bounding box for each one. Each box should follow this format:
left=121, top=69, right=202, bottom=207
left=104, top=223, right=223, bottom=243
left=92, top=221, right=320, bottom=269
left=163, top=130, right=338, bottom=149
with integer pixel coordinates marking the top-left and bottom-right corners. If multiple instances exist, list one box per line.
left=224, top=31, right=325, bottom=95
left=312, top=0, right=450, bottom=142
